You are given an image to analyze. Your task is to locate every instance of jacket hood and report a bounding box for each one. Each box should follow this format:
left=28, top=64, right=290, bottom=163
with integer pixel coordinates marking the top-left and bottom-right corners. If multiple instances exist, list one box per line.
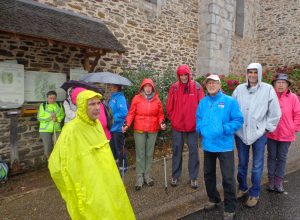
left=177, top=65, right=191, bottom=83
left=71, top=87, right=86, bottom=105
left=139, top=78, right=157, bottom=93
left=246, top=63, right=262, bottom=84
left=76, top=90, right=102, bottom=125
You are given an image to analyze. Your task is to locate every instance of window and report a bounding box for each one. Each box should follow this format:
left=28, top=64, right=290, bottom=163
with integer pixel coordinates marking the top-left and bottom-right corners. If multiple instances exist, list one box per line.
left=235, top=0, right=244, bottom=37
left=145, top=0, right=157, bottom=4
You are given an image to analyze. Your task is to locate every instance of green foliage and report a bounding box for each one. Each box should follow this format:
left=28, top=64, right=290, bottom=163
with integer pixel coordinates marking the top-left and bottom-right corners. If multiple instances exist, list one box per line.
left=121, top=62, right=177, bottom=108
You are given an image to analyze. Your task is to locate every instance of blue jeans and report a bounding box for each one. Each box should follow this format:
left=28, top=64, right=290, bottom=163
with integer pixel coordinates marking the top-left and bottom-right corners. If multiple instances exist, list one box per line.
left=171, top=130, right=199, bottom=180
left=235, top=134, right=267, bottom=197
left=267, top=139, right=291, bottom=179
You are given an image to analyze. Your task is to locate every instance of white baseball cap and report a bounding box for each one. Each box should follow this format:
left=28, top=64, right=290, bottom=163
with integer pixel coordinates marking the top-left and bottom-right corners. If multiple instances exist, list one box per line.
left=204, top=74, right=221, bottom=84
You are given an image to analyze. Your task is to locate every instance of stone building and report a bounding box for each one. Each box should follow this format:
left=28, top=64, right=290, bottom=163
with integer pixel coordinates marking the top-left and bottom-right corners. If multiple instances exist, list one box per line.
left=0, top=0, right=299, bottom=170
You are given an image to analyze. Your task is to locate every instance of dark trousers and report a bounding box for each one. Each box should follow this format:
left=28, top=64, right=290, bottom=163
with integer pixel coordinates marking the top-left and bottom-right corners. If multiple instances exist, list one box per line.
left=172, top=130, right=199, bottom=180
left=267, top=139, right=291, bottom=179
left=204, top=150, right=236, bottom=213
left=110, top=132, right=128, bottom=173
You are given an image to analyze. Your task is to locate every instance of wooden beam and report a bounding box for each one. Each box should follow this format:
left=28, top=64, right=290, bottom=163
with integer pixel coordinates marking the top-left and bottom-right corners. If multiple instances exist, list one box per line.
left=83, top=54, right=90, bottom=71
left=47, top=39, right=54, bottom=46
left=89, top=54, right=101, bottom=73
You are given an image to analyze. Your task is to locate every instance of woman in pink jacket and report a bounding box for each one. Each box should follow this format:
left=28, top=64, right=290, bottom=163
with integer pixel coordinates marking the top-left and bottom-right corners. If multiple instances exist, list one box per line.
left=71, top=87, right=111, bottom=140
left=267, top=74, right=300, bottom=192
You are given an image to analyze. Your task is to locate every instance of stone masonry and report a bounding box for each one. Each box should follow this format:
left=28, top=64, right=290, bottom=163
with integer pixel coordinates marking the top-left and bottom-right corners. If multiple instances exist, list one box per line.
left=256, top=0, right=300, bottom=70
left=0, top=0, right=299, bottom=170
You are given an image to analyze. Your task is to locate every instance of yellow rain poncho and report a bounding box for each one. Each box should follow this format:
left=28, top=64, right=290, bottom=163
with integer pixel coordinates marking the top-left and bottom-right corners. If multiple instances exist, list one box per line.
left=48, top=90, right=135, bottom=220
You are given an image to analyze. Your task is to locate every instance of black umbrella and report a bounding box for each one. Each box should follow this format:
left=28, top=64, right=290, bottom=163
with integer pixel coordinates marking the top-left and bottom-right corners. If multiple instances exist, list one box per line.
left=61, top=80, right=104, bottom=95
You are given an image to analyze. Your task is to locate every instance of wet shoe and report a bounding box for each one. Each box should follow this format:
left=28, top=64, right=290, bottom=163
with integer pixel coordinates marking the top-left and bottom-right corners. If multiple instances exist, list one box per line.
left=274, top=176, right=284, bottom=193
left=237, top=189, right=248, bottom=199
left=170, top=178, right=178, bottom=187
left=266, top=177, right=275, bottom=191
left=144, top=174, right=154, bottom=186
left=190, top=179, right=199, bottom=189
left=245, top=196, right=259, bottom=208
left=274, top=184, right=284, bottom=193
left=204, top=201, right=222, bottom=210
left=135, top=175, right=144, bottom=191
left=266, top=182, right=275, bottom=191
left=223, top=211, right=235, bottom=220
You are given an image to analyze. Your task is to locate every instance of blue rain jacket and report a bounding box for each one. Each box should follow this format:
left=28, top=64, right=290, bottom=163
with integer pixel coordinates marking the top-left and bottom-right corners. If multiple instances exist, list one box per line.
left=196, top=90, right=244, bottom=152
left=109, top=91, right=128, bottom=132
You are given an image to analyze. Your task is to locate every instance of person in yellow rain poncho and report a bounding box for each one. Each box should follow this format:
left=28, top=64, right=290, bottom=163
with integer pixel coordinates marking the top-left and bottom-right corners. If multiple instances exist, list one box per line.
left=48, top=90, right=135, bottom=220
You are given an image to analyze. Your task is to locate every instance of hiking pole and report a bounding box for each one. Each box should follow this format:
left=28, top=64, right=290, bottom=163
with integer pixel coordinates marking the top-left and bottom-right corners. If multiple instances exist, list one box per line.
left=52, top=111, right=57, bottom=144
left=161, top=128, right=168, bottom=194
left=122, top=136, right=126, bottom=182
left=121, top=125, right=128, bottom=182
left=53, top=124, right=57, bottom=144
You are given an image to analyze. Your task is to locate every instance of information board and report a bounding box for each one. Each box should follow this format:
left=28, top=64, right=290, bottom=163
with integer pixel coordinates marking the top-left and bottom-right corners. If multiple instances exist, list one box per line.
left=0, top=61, right=24, bottom=109
left=24, top=71, right=66, bottom=102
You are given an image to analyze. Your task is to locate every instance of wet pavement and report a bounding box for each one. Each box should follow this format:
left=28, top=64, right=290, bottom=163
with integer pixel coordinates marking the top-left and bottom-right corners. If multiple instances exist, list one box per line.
left=181, top=169, right=300, bottom=220
left=1, top=133, right=300, bottom=220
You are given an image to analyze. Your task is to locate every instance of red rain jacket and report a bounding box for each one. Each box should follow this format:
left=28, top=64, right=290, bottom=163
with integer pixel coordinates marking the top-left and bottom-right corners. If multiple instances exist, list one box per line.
left=126, top=78, right=164, bottom=132
left=166, top=65, right=205, bottom=132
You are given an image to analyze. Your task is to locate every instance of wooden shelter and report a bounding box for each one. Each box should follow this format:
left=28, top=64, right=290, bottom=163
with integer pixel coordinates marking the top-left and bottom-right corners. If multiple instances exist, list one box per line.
left=0, top=0, right=126, bottom=72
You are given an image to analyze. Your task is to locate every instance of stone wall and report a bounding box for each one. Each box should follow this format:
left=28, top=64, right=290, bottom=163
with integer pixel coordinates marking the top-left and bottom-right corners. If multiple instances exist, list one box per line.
left=0, top=111, right=45, bottom=170
left=198, top=0, right=235, bottom=75
left=0, top=32, right=85, bottom=74
left=256, top=0, right=300, bottom=70
left=229, top=0, right=260, bottom=74
left=38, top=0, right=199, bottom=73
left=1, top=0, right=300, bottom=170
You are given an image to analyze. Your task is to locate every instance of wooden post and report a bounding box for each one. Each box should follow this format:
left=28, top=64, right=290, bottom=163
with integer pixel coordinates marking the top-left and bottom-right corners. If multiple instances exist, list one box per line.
left=7, top=110, right=21, bottom=175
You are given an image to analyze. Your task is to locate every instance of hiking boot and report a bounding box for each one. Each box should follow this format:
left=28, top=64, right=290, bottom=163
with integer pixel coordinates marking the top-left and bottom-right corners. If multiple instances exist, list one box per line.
left=204, top=201, right=222, bottom=211
left=245, top=196, right=259, bottom=208
left=266, top=177, right=275, bottom=191
left=236, top=189, right=248, bottom=199
left=223, top=211, right=235, bottom=220
left=144, top=174, right=154, bottom=186
left=190, top=179, right=199, bottom=189
left=170, top=178, right=179, bottom=187
left=274, top=176, right=284, bottom=193
left=135, top=175, right=144, bottom=191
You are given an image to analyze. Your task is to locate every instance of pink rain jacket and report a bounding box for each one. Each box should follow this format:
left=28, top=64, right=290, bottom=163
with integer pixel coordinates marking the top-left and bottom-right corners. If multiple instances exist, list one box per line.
left=268, top=89, right=300, bottom=142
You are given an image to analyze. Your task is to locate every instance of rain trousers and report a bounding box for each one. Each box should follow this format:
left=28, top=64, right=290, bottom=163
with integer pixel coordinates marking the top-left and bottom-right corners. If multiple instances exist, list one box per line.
left=48, top=90, right=135, bottom=220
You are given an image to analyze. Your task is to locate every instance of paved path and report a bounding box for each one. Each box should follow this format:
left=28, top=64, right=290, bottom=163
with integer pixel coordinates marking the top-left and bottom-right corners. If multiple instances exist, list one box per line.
left=182, top=169, right=300, bottom=220
left=1, top=133, right=300, bottom=220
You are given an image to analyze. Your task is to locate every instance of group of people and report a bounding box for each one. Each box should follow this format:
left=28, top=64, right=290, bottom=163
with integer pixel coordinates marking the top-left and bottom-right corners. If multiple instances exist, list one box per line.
left=37, top=62, right=300, bottom=220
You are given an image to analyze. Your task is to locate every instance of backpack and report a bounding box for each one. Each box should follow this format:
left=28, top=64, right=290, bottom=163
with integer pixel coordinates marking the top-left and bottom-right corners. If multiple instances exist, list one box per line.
left=102, top=102, right=114, bottom=130
left=0, top=158, right=9, bottom=182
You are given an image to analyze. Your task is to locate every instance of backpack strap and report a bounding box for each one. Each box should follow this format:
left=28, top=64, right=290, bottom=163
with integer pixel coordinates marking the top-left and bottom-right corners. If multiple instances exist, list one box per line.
left=173, top=81, right=200, bottom=93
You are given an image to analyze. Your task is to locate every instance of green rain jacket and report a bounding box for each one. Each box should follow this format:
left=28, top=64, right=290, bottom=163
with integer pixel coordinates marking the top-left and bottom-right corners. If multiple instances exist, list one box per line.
left=48, top=90, right=135, bottom=220
left=37, top=102, right=65, bottom=133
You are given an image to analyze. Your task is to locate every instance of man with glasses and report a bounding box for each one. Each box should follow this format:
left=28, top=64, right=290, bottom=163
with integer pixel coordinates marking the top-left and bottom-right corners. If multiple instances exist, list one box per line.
left=232, top=63, right=281, bottom=207
left=196, top=74, right=243, bottom=220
